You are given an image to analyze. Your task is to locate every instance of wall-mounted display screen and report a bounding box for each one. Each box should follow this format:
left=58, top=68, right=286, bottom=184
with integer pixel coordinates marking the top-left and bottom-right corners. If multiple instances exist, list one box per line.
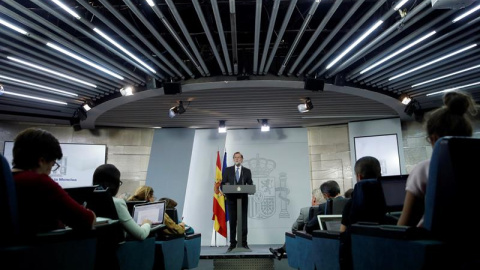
left=354, top=134, right=400, bottom=176
left=3, top=141, right=107, bottom=188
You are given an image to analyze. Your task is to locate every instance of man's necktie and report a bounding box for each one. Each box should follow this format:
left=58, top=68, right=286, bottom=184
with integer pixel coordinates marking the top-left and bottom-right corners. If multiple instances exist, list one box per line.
left=236, top=167, right=240, bottom=183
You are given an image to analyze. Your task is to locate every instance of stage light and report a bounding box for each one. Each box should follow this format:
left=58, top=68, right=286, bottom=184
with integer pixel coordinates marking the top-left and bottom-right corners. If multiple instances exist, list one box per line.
left=169, top=101, right=186, bottom=118
left=120, top=86, right=133, bottom=96
left=400, top=94, right=412, bottom=105
left=298, top=97, right=314, bottom=113
left=218, top=120, right=227, bottom=133
left=260, top=119, right=270, bottom=132
left=404, top=99, right=420, bottom=116
left=82, top=103, right=91, bottom=111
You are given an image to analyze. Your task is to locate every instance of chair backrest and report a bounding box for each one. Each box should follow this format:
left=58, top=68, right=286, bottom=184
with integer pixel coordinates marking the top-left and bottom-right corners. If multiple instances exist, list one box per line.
left=87, top=190, right=119, bottom=220
left=0, top=153, right=19, bottom=243
left=424, top=137, right=480, bottom=242
left=350, top=179, right=387, bottom=225
left=166, top=207, right=179, bottom=223
left=332, top=197, right=350, bottom=214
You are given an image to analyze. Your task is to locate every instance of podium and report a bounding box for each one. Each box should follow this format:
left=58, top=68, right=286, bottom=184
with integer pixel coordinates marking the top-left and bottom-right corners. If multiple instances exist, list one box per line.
left=222, top=184, right=256, bottom=252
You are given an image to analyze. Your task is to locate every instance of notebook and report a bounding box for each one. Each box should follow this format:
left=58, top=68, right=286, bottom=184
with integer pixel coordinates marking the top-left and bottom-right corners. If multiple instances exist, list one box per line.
left=133, top=201, right=166, bottom=230
left=317, top=214, right=343, bottom=232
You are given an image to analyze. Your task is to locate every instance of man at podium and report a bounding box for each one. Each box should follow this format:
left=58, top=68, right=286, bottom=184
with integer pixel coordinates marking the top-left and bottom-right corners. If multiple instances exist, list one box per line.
left=221, top=152, right=253, bottom=252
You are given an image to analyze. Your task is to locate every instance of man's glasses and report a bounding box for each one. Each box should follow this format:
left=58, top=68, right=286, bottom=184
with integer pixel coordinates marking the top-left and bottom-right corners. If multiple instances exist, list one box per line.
left=52, top=162, right=60, bottom=172
left=119, top=180, right=123, bottom=186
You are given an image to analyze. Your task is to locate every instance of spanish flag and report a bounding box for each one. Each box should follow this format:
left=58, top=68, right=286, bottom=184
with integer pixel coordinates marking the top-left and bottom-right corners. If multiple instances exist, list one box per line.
left=212, top=151, right=227, bottom=237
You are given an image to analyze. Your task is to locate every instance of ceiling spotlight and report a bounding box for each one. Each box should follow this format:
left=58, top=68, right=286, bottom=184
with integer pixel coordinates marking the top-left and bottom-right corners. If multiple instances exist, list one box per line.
left=169, top=101, right=186, bottom=118
left=260, top=119, right=270, bottom=132
left=218, top=120, right=227, bottom=133
left=404, top=99, right=420, bottom=116
left=298, top=97, right=314, bottom=113
left=120, top=86, right=133, bottom=96
left=0, top=84, right=4, bottom=95
left=82, top=103, right=91, bottom=111
left=400, top=94, right=412, bottom=105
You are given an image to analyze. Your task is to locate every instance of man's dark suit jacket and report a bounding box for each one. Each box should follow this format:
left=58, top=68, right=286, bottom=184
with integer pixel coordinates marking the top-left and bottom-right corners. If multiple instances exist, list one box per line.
left=221, top=166, right=253, bottom=202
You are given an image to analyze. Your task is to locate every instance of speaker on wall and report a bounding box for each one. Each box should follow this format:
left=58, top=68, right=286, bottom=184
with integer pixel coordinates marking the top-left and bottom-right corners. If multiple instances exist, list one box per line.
left=163, top=82, right=182, bottom=95
left=304, top=78, right=324, bottom=91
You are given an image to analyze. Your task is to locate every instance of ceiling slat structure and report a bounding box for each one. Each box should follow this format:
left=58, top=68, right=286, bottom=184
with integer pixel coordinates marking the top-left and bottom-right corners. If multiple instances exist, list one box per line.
left=0, top=0, right=479, bottom=129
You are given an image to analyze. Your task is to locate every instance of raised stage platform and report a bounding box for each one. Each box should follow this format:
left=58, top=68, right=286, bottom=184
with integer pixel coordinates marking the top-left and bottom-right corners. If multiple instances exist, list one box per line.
left=198, top=245, right=293, bottom=270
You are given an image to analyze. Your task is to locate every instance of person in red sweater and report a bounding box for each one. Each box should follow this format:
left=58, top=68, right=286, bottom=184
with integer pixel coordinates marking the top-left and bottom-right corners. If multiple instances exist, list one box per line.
left=11, top=127, right=96, bottom=235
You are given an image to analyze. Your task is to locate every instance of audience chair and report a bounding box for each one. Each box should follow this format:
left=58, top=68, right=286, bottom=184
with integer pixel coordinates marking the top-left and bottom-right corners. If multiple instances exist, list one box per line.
left=285, top=231, right=299, bottom=269
left=293, top=230, right=315, bottom=270
left=182, top=233, right=202, bottom=269
left=154, top=233, right=185, bottom=270
left=350, top=137, right=480, bottom=270
left=0, top=154, right=97, bottom=270
left=88, top=191, right=155, bottom=270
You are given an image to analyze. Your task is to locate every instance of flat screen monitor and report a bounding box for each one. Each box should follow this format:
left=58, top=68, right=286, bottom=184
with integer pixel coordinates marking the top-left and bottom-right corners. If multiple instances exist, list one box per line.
left=378, top=174, right=408, bottom=213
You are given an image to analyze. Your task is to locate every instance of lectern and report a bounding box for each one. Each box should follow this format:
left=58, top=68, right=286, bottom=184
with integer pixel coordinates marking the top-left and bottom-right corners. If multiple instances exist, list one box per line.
left=222, top=184, right=256, bottom=252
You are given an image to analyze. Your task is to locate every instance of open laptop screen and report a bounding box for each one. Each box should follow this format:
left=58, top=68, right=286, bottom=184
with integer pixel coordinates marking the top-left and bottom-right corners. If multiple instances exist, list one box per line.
left=133, top=201, right=166, bottom=225
left=378, top=175, right=408, bottom=213
left=317, top=215, right=342, bottom=232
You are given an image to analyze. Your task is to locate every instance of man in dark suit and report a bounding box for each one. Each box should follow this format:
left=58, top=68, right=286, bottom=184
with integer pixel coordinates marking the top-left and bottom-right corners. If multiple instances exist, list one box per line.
left=221, top=152, right=253, bottom=252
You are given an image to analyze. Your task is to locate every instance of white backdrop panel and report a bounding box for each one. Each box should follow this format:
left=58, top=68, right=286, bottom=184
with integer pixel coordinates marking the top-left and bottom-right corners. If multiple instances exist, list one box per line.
left=224, top=128, right=311, bottom=245
left=182, top=129, right=227, bottom=246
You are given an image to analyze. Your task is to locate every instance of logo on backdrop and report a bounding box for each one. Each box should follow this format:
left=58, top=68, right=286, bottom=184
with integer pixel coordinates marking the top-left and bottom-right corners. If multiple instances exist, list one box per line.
left=246, top=154, right=290, bottom=219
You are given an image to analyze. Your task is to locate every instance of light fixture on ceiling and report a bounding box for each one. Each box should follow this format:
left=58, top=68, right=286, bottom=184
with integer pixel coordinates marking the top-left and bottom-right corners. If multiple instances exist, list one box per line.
left=52, top=0, right=82, bottom=19
left=426, top=81, right=480, bottom=96
left=82, top=103, right=91, bottom=112
left=412, top=64, right=480, bottom=88
left=169, top=101, right=186, bottom=118
left=260, top=119, right=270, bottom=132
left=298, top=97, right=314, bottom=113
left=82, top=100, right=95, bottom=112
left=400, top=94, right=412, bottom=105
left=218, top=120, right=227, bottom=133
left=0, top=84, right=4, bottom=95
left=404, top=99, right=420, bottom=116
left=0, top=17, right=29, bottom=35
left=120, top=86, right=133, bottom=96
left=46, top=42, right=124, bottom=80
left=452, top=3, right=480, bottom=22
left=7, top=56, right=97, bottom=88
left=389, top=44, right=478, bottom=81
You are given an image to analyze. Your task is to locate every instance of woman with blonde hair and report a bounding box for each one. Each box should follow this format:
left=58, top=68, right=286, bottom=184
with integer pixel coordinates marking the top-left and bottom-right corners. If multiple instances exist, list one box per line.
left=127, top=185, right=186, bottom=235
left=128, top=186, right=155, bottom=202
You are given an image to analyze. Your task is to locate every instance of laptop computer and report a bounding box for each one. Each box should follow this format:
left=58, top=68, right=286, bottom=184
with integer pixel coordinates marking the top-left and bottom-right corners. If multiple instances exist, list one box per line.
left=132, top=201, right=166, bottom=231
left=378, top=174, right=408, bottom=213
left=317, top=214, right=343, bottom=232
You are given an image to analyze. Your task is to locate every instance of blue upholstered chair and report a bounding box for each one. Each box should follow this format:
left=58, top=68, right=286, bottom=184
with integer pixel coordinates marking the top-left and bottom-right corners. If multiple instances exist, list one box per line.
left=154, top=233, right=186, bottom=270
left=0, top=153, right=97, bottom=270
left=88, top=190, right=156, bottom=270
left=285, top=231, right=299, bottom=269
left=350, top=137, right=480, bottom=270
left=312, top=230, right=341, bottom=270
left=183, top=233, right=202, bottom=269
left=294, top=230, right=315, bottom=270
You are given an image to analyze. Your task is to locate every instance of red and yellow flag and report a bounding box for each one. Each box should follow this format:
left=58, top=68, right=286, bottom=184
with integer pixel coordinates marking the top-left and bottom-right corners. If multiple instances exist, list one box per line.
left=212, top=151, right=227, bottom=238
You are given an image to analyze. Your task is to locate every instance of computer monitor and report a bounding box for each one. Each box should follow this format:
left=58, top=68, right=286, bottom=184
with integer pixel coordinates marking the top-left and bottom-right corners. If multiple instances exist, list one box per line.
left=378, top=174, right=408, bottom=213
